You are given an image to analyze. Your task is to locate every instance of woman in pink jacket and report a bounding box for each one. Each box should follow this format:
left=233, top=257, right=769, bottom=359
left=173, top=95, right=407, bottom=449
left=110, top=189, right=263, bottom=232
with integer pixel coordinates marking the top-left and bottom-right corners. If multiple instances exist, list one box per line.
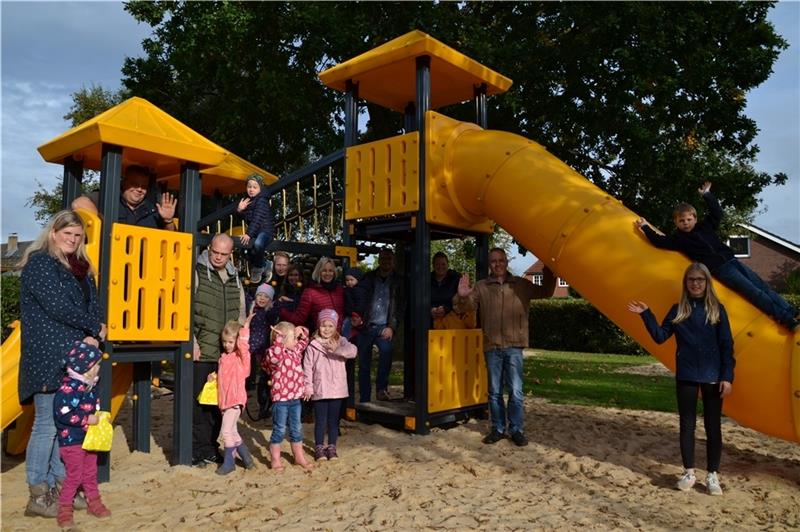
left=303, top=309, right=357, bottom=461
left=215, top=318, right=254, bottom=475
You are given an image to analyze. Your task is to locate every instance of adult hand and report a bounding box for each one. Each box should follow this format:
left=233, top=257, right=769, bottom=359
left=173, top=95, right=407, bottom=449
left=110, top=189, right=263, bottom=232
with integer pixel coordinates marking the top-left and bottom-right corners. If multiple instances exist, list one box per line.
left=698, top=181, right=712, bottom=195
left=83, top=336, right=99, bottom=348
left=193, top=340, right=201, bottom=361
left=430, top=306, right=445, bottom=318
left=98, top=323, right=107, bottom=341
left=207, top=371, right=217, bottom=383
left=627, top=300, right=649, bottom=314
left=719, top=380, right=732, bottom=398
left=237, top=198, right=251, bottom=213
left=240, top=233, right=251, bottom=246
left=380, top=327, right=394, bottom=341
left=351, top=315, right=363, bottom=328
left=156, top=192, right=177, bottom=221
left=278, top=295, right=293, bottom=303
left=457, top=273, right=473, bottom=298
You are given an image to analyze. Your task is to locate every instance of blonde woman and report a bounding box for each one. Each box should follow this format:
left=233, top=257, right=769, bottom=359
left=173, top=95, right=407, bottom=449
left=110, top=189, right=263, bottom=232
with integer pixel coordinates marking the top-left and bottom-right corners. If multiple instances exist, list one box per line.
left=279, top=257, right=344, bottom=334
left=628, top=262, right=734, bottom=496
left=18, top=210, right=106, bottom=517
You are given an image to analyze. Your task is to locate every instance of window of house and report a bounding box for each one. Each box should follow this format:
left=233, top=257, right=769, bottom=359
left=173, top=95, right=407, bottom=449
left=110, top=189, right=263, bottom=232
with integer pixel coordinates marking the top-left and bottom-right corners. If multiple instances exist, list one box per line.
left=727, top=236, right=750, bottom=258
left=532, top=273, right=543, bottom=285
left=558, top=278, right=569, bottom=287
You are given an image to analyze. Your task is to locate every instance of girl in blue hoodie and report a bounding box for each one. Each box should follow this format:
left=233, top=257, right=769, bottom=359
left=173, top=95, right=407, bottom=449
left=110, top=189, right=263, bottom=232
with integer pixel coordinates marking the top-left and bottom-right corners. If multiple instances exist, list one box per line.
left=628, top=262, right=734, bottom=496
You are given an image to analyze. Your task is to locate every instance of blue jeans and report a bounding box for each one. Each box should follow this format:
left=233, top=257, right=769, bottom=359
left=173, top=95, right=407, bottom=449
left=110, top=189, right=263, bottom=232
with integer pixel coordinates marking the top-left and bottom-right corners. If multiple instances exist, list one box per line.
left=357, top=324, right=393, bottom=402
left=716, top=259, right=797, bottom=326
left=26, top=392, right=65, bottom=487
left=485, top=348, right=525, bottom=435
left=248, top=232, right=272, bottom=269
left=270, top=399, right=303, bottom=444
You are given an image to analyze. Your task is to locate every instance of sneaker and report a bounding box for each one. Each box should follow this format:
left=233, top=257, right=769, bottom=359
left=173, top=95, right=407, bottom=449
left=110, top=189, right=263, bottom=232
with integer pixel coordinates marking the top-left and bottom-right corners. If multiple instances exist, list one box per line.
left=676, top=469, right=696, bottom=491
left=249, top=267, right=264, bottom=283
left=314, top=445, right=327, bottom=461
left=510, top=431, right=529, bottom=447
left=326, top=445, right=339, bottom=460
left=482, top=430, right=506, bottom=444
left=706, top=472, right=723, bottom=496
left=376, top=390, right=391, bottom=401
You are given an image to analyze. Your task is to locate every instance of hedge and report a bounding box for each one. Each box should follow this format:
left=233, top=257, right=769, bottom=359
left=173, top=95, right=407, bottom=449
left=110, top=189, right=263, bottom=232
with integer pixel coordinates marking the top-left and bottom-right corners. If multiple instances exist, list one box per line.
left=1, top=275, right=21, bottom=342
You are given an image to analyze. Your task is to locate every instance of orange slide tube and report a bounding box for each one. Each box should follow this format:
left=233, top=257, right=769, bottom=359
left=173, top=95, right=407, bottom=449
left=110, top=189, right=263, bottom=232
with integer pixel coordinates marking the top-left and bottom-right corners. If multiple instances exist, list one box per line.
left=434, top=114, right=800, bottom=442
left=1, top=321, right=132, bottom=454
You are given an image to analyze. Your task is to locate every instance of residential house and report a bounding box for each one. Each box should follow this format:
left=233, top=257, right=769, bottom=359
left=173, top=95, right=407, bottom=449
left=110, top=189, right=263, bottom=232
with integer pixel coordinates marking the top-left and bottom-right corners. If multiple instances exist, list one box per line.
left=523, top=259, right=570, bottom=297
left=727, top=223, right=799, bottom=291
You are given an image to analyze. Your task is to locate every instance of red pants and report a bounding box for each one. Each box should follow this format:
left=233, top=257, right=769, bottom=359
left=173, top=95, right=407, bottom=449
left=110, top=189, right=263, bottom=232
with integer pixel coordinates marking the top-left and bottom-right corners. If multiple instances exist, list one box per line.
left=59, top=445, right=99, bottom=506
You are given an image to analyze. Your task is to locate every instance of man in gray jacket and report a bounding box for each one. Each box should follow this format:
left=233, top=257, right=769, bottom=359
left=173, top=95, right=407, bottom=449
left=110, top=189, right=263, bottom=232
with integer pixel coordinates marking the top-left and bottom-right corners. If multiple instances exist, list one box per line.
left=455, top=248, right=554, bottom=446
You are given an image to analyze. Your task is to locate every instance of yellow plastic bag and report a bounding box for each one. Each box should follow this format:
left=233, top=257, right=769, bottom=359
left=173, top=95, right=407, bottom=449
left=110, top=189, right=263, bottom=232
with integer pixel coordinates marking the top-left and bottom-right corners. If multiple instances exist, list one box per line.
left=82, top=411, right=113, bottom=452
left=198, top=380, right=218, bottom=405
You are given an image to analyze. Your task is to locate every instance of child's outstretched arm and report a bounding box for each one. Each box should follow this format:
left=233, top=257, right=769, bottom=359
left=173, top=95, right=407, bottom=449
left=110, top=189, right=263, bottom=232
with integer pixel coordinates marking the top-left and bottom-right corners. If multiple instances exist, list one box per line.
left=627, top=300, right=676, bottom=344
left=635, top=218, right=679, bottom=249
left=698, top=182, right=724, bottom=230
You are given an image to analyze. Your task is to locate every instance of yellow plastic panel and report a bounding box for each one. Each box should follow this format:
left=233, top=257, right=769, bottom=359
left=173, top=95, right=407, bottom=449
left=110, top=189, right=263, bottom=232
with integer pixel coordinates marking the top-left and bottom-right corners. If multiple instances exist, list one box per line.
left=335, top=245, right=358, bottom=263
left=319, top=30, right=512, bottom=112
left=38, top=97, right=226, bottom=176
left=1, top=321, right=26, bottom=431
left=106, top=223, right=193, bottom=341
left=425, top=111, right=493, bottom=233
left=433, top=116, right=800, bottom=442
left=345, top=132, right=419, bottom=219
left=428, top=329, right=486, bottom=414
left=75, top=208, right=101, bottom=285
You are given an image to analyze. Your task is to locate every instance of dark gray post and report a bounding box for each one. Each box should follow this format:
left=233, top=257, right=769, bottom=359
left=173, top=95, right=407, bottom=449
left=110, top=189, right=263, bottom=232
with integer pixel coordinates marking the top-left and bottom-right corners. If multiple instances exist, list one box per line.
left=132, top=362, right=151, bottom=452
left=61, top=157, right=84, bottom=209
left=412, top=55, right=432, bottom=434
left=174, top=163, right=201, bottom=466
left=343, top=80, right=358, bottom=414
left=96, top=144, right=123, bottom=482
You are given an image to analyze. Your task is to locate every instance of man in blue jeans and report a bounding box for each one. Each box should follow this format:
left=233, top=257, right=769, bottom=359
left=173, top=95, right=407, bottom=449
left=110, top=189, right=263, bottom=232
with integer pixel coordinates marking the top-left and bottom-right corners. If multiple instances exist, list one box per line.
left=455, top=248, right=554, bottom=446
left=356, top=248, right=405, bottom=402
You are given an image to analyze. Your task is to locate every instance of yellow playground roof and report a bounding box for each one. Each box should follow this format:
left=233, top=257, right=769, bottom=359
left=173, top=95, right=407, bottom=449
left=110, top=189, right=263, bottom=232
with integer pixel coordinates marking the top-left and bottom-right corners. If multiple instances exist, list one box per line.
left=38, top=96, right=227, bottom=176
left=159, top=152, right=279, bottom=196
left=319, top=30, right=512, bottom=113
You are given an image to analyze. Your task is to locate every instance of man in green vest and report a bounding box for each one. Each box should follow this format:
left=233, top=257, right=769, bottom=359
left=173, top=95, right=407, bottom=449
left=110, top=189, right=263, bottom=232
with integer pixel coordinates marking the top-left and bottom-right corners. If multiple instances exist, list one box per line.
left=191, top=233, right=245, bottom=466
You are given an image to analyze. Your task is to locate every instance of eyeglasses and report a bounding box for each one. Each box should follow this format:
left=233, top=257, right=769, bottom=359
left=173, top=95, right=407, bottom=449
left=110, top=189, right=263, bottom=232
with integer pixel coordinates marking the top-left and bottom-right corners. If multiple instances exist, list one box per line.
left=686, top=276, right=707, bottom=284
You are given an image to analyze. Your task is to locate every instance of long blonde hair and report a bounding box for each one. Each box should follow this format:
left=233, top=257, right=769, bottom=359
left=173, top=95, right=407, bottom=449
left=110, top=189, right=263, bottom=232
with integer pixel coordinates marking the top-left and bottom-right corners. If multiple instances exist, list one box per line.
left=673, top=263, right=721, bottom=325
left=311, top=256, right=337, bottom=283
left=19, top=210, right=93, bottom=274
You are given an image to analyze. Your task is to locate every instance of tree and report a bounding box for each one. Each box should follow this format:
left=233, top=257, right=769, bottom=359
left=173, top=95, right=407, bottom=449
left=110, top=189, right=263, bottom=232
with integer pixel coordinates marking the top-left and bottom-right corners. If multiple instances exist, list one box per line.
left=117, top=2, right=788, bottom=231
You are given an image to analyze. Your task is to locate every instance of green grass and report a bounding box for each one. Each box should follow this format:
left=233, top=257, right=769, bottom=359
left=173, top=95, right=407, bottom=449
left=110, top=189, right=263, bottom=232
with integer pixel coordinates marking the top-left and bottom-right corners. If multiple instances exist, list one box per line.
left=524, top=349, right=676, bottom=412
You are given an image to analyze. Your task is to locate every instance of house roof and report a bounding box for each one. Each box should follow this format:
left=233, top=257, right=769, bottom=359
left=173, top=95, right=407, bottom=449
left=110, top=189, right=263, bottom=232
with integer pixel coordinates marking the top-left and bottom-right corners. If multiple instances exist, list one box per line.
left=738, top=223, right=800, bottom=255
left=524, top=259, right=545, bottom=276
left=1, top=240, right=33, bottom=272
left=319, top=30, right=513, bottom=113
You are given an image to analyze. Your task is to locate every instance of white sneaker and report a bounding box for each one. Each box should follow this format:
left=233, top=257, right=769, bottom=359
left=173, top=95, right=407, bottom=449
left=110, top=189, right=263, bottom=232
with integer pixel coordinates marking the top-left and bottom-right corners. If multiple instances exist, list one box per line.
left=676, top=469, right=696, bottom=491
left=706, top=472, right=723, bottom=496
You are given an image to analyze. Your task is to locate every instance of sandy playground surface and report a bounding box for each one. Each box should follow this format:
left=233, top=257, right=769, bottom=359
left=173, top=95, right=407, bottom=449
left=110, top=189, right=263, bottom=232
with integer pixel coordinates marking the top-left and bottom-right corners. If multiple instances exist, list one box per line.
left=2, top=380, right=799, bottom=531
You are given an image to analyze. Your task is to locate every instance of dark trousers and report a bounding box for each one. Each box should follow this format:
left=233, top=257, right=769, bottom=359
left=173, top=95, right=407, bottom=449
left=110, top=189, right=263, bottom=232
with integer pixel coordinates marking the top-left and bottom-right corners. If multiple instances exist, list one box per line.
left=313, top=399, right=343, bottom=447
left=676, top=380, right=724, bottom=472
left=192, top=361, right=221, bottom=460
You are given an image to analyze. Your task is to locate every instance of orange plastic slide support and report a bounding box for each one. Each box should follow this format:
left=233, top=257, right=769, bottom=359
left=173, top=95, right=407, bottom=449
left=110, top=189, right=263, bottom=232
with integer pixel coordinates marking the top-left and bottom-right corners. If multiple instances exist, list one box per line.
left=428, top=112, right=800, bottom=443
left=1, top=321, right=132, bottom=454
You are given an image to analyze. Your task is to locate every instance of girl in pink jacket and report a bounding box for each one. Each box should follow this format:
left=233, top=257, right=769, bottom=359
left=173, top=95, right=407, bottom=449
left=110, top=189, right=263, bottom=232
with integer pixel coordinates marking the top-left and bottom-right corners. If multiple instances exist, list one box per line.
left=215, top=318, right=254, bottom=475
left=303, top=309, right=357, bottom=461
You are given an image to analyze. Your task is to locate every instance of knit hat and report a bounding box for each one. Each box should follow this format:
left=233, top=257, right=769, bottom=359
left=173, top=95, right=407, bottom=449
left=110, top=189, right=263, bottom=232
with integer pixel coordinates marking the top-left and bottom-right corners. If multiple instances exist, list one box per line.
left=317, top=309, right=339, bottom=326
left=344, top=267, right=364, bottom=281
left=65, top=340, right=102, bottom=375
left=246, top=173, right=264, bottom=187
left=256, top=283, right=275, bottom=299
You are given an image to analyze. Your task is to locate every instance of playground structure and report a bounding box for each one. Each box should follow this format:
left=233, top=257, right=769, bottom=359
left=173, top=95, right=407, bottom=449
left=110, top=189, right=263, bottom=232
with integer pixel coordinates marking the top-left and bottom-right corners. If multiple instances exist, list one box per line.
left=2, top=30, right=798, bottom=481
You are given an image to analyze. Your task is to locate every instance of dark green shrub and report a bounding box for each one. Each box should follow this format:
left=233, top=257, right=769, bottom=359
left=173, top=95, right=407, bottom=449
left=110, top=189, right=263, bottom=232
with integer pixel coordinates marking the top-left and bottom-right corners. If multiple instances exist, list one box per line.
left=2, top=275, right=21, bottom=341
left=530, top=298, right=645, bottom=355
left=782, top=293, right=799, bottom=309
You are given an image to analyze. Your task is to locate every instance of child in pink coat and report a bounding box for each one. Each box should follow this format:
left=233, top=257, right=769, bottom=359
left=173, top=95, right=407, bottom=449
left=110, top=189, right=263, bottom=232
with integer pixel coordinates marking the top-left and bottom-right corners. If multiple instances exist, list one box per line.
left=215, top=317, right=254, bottom=475
left=303, top=309, right=357, bottom=461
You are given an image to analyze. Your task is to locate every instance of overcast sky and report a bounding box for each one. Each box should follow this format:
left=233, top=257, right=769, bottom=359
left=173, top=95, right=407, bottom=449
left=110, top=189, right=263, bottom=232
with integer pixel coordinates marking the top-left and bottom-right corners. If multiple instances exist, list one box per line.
left=2, top=2, right=798, bottom=275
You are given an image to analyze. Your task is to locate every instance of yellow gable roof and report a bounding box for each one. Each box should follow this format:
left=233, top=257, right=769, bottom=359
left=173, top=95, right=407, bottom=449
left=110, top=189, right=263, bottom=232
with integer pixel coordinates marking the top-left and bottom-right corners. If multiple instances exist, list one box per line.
left=37, top=96, right=227, bottom=176
left=159, top=152, right=280, bottom=196
left=319, top=30, right=512, bottom=112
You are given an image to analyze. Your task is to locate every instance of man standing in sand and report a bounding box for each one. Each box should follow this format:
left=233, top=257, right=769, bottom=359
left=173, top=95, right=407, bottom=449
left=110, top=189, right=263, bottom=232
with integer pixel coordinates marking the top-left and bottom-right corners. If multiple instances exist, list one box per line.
left=191, top=233, right=246, bottom=466
left=455, top=248, right=554, bottom=446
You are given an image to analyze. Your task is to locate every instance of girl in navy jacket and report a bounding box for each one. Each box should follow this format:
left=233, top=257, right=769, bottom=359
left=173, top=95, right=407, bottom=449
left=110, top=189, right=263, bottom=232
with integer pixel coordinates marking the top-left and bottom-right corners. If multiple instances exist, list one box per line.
left=628, top=262, right=734, bottom=496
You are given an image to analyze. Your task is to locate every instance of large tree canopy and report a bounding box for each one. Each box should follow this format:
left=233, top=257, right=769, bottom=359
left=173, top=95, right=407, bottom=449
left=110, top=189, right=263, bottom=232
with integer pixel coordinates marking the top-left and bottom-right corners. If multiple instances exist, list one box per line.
left=112, top=1, right=787, bottom=231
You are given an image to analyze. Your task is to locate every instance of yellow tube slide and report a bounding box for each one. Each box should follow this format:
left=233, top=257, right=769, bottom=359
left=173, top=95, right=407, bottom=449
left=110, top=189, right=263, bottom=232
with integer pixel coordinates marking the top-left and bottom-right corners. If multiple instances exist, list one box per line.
left=1, top=321, right=133, bottom=454
left=437, top=117, right=799, bottom=442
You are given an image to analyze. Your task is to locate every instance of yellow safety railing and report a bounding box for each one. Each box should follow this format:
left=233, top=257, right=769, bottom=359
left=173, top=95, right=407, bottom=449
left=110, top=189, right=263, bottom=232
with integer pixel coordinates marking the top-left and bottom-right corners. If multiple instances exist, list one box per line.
left=75, top=208, right=102, bottom=284
left=345, top=132, right=419, bottom=219
left=427, top=329, right=486, bottom=413
left=106, top=223, right=193, bottom=341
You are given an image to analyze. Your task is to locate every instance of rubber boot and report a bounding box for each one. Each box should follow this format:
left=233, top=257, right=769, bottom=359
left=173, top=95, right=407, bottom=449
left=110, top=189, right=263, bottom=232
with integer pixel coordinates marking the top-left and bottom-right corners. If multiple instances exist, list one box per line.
left=87, top=496, right=111, bottom=518
left=25, top=482, right=57, bottom=518
left=216, top=446, right=237, bottom=475
left=57, top=503, right=74, bottom=528
left=236, top=442, right=255, bottom=469
left=52, top=480, right=87, bottom=510
left=291, top=442, right=314, bottom=470
left=269, top=443, right=284, bottom=471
